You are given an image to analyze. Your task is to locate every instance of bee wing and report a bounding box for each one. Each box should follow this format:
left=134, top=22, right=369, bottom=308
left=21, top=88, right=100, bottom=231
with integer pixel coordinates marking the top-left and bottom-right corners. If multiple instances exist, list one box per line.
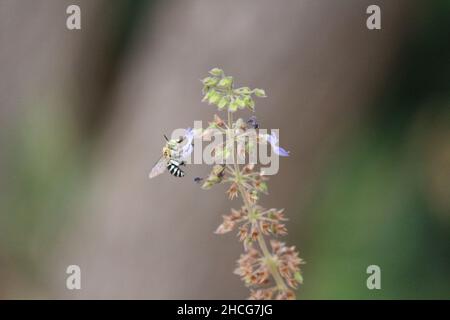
left=180, top=143, right=193, bottom=160
left=180, top=128, right=194, bottom=159
left=149, top=156, right=167, bottom=179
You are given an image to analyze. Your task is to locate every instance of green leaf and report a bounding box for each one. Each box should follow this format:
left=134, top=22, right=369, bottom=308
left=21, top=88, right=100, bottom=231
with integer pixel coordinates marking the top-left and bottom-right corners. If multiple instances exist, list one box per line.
left=218, top=97, right=229, bottom=109
left=244, top=96, right=255, bottom=111
left=202, top=89, right=213, bottom=102
left=254, top=88, right=266, bottom=97
left=203, top=88, right=215, bottom=102
left=209, top=68, right=223, bottom=77
left=209, top=91, right=221, bottom=104
left=229, top=101, right=239, bottom=112
left=202, top=77, right=218, bottom=86
left=208, top=88, right=216, bottom=97
left=236, top=98, right=246, bottom=108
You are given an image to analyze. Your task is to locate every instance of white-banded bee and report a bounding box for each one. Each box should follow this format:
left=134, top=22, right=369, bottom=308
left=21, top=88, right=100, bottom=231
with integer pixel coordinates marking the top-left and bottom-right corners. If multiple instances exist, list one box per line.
left=167, top=159, right=185, bottom=177
left=148, top=128, right=194, bottom=179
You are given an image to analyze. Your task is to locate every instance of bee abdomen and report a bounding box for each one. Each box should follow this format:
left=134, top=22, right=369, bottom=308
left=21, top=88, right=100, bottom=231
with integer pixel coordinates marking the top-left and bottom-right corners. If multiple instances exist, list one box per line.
left=167, top=160, right=185, bottom=178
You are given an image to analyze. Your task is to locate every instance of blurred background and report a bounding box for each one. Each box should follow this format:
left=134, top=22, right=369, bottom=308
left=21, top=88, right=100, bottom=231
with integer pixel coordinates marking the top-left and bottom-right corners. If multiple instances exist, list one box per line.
left=0, top=0, right=449, bottom=299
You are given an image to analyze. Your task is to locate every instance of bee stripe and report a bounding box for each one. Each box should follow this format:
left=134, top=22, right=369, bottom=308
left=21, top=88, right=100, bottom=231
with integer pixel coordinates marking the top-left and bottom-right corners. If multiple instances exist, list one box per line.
left=166, top=161, right=185, bottom=177
left=163, top=155, right=184, bottom=177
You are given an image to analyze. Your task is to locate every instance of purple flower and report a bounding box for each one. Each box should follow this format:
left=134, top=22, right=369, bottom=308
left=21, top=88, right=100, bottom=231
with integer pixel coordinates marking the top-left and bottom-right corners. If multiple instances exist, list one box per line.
left=181, top=128, right=194, bottom=157
left=247, top=116, right=259, bottom=129
left=266, top=132, right=290, bottom=157
left=185, top=127, right=194, bottom=141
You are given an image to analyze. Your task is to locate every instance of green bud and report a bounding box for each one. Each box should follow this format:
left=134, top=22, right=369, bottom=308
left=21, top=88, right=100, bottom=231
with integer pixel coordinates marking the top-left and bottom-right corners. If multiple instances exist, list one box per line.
left=250, top=190, right=259, bottom=202
left=236, top=98, right=246, bottom=108
left=254, top=88, right=266, bottom=97
left=244, top=96, right=255, bottom=111
left=235, top=87, right=252, bottom=95
left=202, top=77, right=218, bottom=86
left=218, top=76, right=233, bottom=88
left=201, top=180, right=214, bottom=190
left=202, top=88, right=214, bottom=102
left=294, top=271, right=303, bottom=284
left=209, top=68, right=223, bottom=77
left=258, top=182, right=268, bottom=193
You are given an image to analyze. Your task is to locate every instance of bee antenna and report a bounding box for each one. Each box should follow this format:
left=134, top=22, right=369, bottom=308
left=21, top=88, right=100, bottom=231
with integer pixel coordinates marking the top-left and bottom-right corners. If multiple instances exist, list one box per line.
left=163, top=134, right=169, bottom=141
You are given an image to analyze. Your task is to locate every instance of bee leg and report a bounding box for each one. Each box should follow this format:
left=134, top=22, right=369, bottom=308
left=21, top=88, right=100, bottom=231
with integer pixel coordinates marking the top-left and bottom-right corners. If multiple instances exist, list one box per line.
left=180, top=161, right=186, bottom=166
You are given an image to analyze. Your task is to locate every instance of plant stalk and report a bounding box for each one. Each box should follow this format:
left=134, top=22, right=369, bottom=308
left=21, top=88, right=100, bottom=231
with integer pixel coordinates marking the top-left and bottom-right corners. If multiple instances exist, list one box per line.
left=227, top=111, right=288, bottom=292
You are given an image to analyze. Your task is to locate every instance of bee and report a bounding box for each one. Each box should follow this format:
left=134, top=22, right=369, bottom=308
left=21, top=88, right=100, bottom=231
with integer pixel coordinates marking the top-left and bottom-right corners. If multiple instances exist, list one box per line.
left=149, top=128, right=194, bottom=179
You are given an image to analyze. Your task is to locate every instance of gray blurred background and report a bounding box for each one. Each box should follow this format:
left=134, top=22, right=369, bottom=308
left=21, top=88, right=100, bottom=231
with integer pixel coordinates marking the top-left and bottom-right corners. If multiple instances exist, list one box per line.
left=0, top=0, right=449, bottom=299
